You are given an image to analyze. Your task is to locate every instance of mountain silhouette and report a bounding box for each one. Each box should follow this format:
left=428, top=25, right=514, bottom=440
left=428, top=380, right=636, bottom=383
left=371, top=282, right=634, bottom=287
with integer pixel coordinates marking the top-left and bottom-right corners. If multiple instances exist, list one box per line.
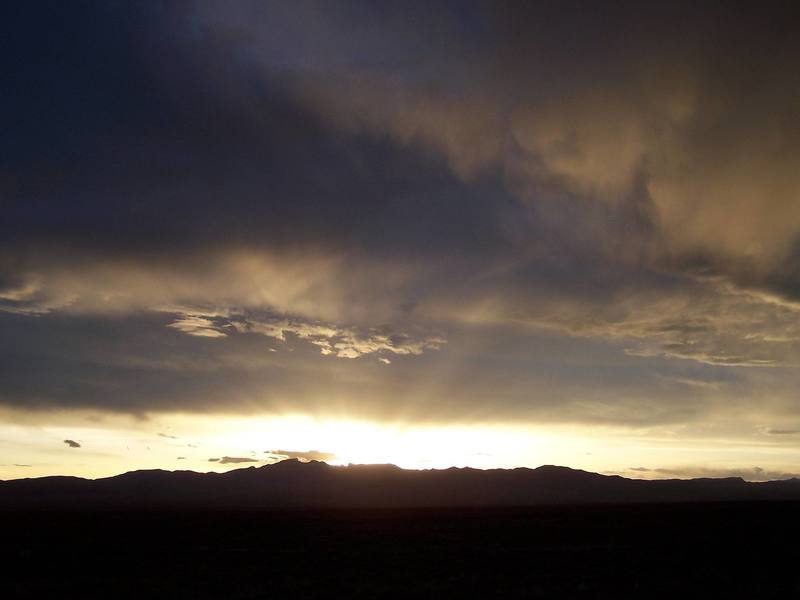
left=2, top=460, right=799, bottom=509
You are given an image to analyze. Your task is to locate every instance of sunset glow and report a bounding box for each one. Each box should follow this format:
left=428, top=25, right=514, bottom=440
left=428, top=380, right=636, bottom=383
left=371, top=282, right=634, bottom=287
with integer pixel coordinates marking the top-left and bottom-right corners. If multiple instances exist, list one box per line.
left=3, top=1, right=800, bottom=484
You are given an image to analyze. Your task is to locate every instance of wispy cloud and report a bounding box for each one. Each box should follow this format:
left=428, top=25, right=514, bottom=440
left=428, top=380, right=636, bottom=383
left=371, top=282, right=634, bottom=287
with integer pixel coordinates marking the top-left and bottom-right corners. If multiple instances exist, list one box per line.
left=208, top=456, right=261, bottom=465
left=759, top=428, right=799, bottom=436
left=625, top=466, right=800, bottom=482
left=167, top=316, right=228, bottom=338
left=165, top=308, right=446, bottom=361
left=266, top=450, right=336, bottom=463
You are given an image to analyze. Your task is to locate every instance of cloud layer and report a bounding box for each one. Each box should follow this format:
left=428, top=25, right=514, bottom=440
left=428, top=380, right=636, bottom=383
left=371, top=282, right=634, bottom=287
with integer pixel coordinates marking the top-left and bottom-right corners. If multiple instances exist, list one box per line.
left=3, top=1, right=800, bottom=448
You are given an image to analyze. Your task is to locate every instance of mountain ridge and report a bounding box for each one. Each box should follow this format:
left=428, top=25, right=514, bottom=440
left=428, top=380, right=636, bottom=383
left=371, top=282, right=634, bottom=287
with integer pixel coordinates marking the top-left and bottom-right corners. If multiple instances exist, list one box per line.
left=2, top=459, right=799, bottom=509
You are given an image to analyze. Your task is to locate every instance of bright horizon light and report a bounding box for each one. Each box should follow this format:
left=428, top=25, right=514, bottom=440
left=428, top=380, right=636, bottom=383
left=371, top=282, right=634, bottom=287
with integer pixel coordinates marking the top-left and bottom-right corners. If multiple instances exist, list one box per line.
left=2, top=410, right=798, bottom=482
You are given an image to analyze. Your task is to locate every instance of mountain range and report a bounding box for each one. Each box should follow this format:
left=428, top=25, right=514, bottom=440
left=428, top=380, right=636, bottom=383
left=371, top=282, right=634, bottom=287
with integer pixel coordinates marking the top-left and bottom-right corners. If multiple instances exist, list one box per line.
left=2, top=459, right=800, bottom=509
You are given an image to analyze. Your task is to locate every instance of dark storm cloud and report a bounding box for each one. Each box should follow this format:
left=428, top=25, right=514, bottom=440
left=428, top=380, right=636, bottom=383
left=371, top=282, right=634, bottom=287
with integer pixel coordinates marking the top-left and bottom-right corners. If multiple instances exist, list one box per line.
left=291, top=0, right=800, bottom=367
left=63, top=440, right=81, bottom=448
left=3, top=1, right=800, bottom=431
left=299, top=3, right=800, bottom=275
left=1, top=2, right=517, bottom=257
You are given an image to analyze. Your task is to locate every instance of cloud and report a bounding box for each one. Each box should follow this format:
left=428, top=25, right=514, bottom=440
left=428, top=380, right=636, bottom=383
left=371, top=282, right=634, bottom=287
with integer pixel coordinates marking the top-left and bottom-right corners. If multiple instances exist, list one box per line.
left=294, top=2, right=800, bottom=279
left=760, top=428, right=799, bottom=436
left=233, top=316, right=445, bottom=360
left=1, top=301, right=797, bottom=429
left=158, top=307, right=446, bottom=361
left=0, top=251, right=446, bottom=367
left=63, top=439, right=81, bottom=448
left=636, top=466, right=800, bottom=482
left=5, top=0, right=800, bottom=441
left=0, top=250, right=356, bottom=322
left=209, top=456, right=261, bottom=465
left=267, top=450, right=336, bottom=463
left=286, top=2, right=800, bottom=330
left=441, top=273, right=800, bottom=368
left=167, top=316, right=228, bottom=338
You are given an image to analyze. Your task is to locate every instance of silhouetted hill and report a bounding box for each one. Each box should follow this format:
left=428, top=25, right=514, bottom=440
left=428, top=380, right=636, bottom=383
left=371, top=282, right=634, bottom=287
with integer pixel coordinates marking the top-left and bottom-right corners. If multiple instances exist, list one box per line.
left=2, top=460, right=800, bottom=509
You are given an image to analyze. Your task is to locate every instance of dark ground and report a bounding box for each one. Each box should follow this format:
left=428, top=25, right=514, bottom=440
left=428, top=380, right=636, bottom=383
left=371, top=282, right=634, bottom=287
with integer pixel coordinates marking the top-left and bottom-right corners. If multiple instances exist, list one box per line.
left=3, top=502, right=799, bottom=599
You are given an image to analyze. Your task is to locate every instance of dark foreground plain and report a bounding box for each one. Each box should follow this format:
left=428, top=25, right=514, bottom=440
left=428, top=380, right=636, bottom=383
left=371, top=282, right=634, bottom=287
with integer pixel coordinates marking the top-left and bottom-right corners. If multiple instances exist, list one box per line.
left=3, top=503, right=799, bottom=599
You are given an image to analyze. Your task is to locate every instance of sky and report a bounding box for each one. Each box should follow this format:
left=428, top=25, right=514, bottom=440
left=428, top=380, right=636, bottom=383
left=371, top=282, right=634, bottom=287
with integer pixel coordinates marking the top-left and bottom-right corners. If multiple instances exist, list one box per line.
left=3, top=1, right=800, bottom=481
